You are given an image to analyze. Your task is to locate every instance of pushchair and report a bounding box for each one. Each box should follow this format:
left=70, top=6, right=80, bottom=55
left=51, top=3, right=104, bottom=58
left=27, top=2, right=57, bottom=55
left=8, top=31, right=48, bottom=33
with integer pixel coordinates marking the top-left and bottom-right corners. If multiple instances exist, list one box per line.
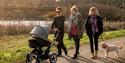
left=26, top=25, right=58, bottom=63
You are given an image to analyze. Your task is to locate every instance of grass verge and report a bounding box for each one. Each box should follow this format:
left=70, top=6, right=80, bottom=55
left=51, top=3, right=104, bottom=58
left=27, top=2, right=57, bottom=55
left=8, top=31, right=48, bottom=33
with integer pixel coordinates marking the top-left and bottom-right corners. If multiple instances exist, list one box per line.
left=0, top=30, right=125, bottom=63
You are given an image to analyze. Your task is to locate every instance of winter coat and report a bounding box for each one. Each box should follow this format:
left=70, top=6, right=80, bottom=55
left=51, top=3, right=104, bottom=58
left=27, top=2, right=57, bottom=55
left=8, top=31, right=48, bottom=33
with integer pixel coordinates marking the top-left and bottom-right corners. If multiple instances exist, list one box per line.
left=85, top=15, right=103, bottom=36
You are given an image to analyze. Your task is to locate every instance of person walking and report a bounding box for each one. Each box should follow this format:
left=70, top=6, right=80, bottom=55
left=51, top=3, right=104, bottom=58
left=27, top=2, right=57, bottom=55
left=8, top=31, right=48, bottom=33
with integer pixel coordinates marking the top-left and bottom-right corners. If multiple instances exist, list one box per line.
left=68, top=5, right=84, bottom=59
left=85, top=7, right=103, bottom=59
left=51, top=7, right=67, bottom=56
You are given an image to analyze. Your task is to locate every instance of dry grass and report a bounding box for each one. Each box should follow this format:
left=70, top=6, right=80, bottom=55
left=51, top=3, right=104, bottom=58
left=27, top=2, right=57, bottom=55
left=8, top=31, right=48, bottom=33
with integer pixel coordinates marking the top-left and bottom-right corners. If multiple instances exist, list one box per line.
left=0, top=21, right=125, bottom=36
left=0, top=24, right=34, bottom=36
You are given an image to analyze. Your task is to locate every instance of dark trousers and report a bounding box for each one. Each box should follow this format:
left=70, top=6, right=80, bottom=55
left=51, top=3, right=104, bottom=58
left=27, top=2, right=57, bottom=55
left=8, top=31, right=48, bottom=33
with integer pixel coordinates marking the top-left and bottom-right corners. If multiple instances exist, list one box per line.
left=88, top=33, right=99, bottom=53
left=55, top=31, right=67, bottom=54
left=71, top=35, right=80, bottom=54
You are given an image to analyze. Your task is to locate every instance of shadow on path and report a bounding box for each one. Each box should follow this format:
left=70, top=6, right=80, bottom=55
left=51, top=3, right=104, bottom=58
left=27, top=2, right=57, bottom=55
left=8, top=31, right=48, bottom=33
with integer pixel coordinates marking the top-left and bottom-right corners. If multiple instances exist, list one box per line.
left=61, top=55, right=79, bottom=63
left=78, top=55, right=96, bottom=63
left=60, top=55, right=96, bottom=63
left=96, top=57, right=114, bottom=63
left=108, top=57, right=125, bottom=63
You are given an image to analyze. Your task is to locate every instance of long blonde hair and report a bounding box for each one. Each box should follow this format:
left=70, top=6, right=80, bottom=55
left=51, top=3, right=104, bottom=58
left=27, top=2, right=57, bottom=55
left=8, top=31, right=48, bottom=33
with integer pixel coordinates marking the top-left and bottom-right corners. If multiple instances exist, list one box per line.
left=88, top=7, right=99, bottom=16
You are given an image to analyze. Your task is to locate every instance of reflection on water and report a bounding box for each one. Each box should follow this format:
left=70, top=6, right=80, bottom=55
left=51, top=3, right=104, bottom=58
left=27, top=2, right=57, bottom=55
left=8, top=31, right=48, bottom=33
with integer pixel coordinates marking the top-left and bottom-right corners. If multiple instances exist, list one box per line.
left=0, top=21, right=52, bottom=26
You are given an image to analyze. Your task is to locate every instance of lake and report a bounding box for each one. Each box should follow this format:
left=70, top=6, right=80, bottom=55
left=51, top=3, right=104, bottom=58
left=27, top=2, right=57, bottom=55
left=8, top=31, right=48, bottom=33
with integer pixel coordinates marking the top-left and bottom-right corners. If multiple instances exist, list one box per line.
left=0, top=21, right=53, bottom=26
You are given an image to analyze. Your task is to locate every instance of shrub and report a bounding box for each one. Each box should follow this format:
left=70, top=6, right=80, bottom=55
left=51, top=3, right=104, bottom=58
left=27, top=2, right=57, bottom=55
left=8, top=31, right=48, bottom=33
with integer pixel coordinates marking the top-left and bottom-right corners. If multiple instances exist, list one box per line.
left=104, top=21, right=125, bottom=31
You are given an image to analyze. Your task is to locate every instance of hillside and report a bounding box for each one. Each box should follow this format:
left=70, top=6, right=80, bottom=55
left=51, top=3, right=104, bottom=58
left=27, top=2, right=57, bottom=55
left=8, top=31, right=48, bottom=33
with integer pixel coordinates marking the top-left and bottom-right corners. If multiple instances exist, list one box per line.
left=0, top=0, right=124, bottom=20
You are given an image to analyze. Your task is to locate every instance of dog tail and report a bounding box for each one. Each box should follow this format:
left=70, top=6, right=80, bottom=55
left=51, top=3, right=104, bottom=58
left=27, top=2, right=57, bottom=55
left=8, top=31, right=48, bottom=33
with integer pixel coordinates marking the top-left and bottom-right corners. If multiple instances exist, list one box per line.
left=118, top=45, right=123, bottom=49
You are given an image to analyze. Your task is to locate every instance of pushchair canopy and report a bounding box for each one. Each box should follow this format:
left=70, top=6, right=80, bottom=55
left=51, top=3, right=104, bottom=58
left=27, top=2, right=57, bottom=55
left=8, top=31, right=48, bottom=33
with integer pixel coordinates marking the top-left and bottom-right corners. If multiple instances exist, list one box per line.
left=30, top=25, right=50, bottom=40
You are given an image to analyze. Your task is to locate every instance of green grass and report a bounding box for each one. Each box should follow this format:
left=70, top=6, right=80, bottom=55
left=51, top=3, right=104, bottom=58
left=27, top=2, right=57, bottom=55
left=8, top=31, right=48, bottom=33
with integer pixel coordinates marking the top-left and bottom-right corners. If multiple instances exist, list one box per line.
left=0, top=30, right=125, bottom=63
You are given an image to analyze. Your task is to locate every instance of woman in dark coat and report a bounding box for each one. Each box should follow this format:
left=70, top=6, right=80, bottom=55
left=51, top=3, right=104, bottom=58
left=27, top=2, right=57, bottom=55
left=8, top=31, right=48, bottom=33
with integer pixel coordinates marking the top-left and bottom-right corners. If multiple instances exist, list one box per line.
left=85, top=7, right=103, bottom=59
left=51, top=7, right=67, bottom=56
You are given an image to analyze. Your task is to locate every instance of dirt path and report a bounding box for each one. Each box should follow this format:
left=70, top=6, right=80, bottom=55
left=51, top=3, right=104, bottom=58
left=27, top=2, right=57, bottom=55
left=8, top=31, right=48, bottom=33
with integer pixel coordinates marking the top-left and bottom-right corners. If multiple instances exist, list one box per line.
left=57, top=37, right=125, bottom=63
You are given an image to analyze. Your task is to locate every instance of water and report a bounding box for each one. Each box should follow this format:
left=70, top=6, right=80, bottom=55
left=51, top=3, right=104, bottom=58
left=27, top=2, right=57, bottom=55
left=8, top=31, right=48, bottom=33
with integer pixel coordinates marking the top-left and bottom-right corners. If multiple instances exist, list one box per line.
left=0, top=21, right=52, bottom=26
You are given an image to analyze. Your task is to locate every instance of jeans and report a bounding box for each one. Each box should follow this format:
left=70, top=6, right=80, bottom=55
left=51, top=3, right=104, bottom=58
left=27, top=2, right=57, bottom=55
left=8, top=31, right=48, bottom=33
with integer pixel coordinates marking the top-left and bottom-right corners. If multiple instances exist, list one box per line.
left=88, top=33, right=99, bottom=53
left=55, top=31, right=67, bottom=54
left=71, top=35, right=80, bottom=54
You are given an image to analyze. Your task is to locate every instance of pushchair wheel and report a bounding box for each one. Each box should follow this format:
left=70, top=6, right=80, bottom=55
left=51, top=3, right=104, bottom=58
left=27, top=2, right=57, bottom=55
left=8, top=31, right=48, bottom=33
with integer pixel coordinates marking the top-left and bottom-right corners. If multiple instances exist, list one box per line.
left=26, top=53, right=41, bottom=63
left=49, top=53, right=57, bottom=63
left=26, top=53, right=33, bottom=63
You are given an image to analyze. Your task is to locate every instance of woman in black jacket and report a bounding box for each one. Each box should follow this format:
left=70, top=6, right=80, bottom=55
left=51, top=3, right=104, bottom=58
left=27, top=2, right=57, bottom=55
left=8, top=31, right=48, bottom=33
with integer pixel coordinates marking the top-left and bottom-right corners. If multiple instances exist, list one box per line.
left=51, top=7, right=67, bottom=56
left=85, top=7, right=103, bottom=59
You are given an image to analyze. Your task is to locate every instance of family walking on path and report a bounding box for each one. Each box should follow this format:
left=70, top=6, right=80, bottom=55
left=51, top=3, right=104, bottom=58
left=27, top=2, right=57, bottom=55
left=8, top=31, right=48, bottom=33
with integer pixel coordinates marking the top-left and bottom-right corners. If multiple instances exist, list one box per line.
left=51, top=4, right=103, bottom=59
left=27, top=4, right=125, bottom=63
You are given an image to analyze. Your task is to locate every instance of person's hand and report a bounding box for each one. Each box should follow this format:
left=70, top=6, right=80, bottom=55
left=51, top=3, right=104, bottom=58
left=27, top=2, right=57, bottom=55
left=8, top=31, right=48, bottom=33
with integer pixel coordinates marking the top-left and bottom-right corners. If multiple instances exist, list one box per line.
left=96, top=28, right=98, bottom=32
left=54, top=28, right=58, bottom=32
left=50, top=28, right=54, bottom=33
left=54, top=28, right=60, bottom=32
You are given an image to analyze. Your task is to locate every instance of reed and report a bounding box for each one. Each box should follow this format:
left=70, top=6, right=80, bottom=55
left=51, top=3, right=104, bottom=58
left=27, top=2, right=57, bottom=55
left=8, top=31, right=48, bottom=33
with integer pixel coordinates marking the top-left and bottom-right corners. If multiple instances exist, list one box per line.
left=0, top=21, right=125, bottom=36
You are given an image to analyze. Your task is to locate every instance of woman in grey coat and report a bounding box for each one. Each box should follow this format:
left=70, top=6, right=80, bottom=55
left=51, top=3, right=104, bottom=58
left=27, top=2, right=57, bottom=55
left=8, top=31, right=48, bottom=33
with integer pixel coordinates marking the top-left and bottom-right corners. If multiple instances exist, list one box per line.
left=68, top=5, right=84, bottom=59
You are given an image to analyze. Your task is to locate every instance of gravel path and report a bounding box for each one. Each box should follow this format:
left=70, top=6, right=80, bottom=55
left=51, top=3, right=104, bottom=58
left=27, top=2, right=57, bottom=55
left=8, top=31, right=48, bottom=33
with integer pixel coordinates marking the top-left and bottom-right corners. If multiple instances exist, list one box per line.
left=57, top=37, right=125, bottom=63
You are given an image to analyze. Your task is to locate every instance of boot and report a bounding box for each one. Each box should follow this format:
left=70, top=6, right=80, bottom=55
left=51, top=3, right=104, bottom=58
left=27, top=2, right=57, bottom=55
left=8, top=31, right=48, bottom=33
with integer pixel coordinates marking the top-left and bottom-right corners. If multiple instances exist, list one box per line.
left=95, top=51, right=98, bottom=58
left=73, top=53, right=78, bottom=59
left=64, top=50, right=68, bottom=56
left=91, top=53, right=95, bottom=59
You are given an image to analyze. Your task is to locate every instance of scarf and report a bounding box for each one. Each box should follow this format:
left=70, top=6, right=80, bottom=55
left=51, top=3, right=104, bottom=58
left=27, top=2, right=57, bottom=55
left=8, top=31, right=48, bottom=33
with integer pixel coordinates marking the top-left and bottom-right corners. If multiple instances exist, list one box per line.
left=90, top=16, right=98, bottom=35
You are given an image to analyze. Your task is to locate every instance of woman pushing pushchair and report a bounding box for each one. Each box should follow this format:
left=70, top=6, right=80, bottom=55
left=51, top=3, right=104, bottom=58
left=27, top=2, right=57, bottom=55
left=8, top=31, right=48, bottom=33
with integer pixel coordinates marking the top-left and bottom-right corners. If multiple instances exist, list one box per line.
left=51, top=7, right=68, bottom=57
left=26, top=7, right=68, bottom=63
left=26, top=25, right=58, bottom=63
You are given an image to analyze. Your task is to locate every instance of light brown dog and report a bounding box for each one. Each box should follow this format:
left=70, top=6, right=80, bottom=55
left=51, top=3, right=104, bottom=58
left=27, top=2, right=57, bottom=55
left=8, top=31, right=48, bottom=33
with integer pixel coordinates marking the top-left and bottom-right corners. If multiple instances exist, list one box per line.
left=101, top=42, right=122, bottom=58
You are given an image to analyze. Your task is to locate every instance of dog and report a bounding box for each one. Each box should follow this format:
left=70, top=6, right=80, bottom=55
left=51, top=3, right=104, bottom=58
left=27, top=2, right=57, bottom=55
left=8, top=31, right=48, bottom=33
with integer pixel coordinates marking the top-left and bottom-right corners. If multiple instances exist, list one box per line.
left=101, top=42, right=122, bottom=58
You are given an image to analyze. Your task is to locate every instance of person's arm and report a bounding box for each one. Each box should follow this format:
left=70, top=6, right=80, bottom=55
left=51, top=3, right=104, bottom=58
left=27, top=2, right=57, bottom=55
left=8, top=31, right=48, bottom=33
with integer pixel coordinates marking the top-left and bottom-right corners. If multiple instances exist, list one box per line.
left=62, top=16, right=65, bottom=31
left=77, top=14, right=84, bottom=37
left=85, top=16, right=90, bottom=32
left=58, top=16, right=65, bottom=30
left=63, top=16, right=65, bottom=22
left=50, top=17, right=57, bottom=33
left=67, top=16, right=72, bottom=32
left=98, top=16, right=103, bottom=34
left=51, top=18, right=56, bottom=30
left=59, top=16, right=65, bottom=27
